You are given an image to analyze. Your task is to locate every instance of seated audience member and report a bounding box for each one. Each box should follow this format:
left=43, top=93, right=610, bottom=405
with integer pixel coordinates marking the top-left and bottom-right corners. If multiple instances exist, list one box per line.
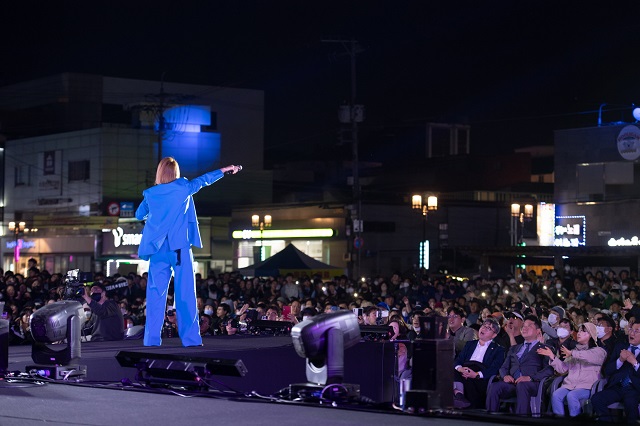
left=300, top=307, right=317, bottom=321
left=491, top=313, right=511, bottom=349
left=447, top=307, right=477, bottom=356
left=597, top=314, right=620, bottom=358
left=199, top=313, right=213, bottom=336
left=225, top=318, right=241, bottom=336
left=407, top=313, right=425, bottom=341
left=592, top=322, right=640, bottom=424
left=211, top=303, right=231, bottom=335
left=503, top=311, right=525, bottom=347
left=545, top=318, right=577, bottom=361
left=265, top=305, right=280, bottom=321
left=363, top=306, right=380, bottom=326
left=485, top=315, right=554, bottom=415
left=389, top=317, right=410, bottom=376
left=453, top=318, right=505, bottom=409
left=538, top=322, right=606, bottom=417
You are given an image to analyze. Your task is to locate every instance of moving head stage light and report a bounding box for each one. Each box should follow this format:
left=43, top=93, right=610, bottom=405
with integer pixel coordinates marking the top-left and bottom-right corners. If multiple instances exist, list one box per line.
left=291, top=310, right=360, bottom=386
left=29, top=300, right=83, bottom=366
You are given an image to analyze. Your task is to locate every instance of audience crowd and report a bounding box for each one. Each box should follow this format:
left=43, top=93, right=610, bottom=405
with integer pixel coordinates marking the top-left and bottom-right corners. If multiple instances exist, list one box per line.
left=3, top=259, right=640, bottom=421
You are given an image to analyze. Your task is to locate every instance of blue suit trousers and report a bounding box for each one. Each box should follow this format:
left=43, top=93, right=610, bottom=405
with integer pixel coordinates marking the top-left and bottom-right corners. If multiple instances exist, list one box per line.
left=144, top=241, right=202, bottom=347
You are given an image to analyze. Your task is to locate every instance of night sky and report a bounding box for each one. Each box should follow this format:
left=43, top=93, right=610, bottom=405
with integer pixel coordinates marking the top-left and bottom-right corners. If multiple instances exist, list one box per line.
left=3, top=1, right=640, bottom=163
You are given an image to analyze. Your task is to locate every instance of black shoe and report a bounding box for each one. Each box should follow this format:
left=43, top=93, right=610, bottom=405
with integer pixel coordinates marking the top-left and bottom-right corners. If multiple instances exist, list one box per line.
left=453, top=393, right=471, bottom=409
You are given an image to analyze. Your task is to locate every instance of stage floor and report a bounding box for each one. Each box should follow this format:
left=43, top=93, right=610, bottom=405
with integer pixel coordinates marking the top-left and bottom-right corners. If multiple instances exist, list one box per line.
left=3, top=336, right=591, bottom=426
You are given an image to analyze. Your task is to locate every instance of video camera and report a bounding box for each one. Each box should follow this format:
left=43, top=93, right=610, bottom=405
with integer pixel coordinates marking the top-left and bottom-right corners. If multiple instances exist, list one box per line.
left=62, top=269, right=94, bottom=300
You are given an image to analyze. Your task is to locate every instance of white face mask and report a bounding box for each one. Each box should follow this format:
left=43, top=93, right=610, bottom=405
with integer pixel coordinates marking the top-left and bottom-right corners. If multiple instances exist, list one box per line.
left=556, top=327, right=570, bottom=338
left=555, top=283, right=562, bottom=290
left=620, top=319, right=629, bottom=330
left=596, top=326, right=606, bottom=339
left=589, top=281, right=595, bottom=287
left=548, top=313, right=558, bottom=324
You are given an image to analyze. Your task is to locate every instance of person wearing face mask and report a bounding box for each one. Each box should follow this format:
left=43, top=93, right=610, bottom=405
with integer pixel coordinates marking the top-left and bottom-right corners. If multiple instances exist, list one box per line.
left=597, top=315, right=619, bottom=359
left=542, top=306, right=565, bottom=339
left=552, top=279, right=568, bottom=303
left=545, top=318, right=577, bottom=361
left=81, top=283, right=124, bottom=342
left=539, top=322, right=606, bottom=417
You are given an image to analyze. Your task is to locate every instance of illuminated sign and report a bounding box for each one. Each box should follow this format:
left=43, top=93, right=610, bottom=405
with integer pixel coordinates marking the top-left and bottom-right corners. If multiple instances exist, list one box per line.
left=608, top=236, right=640, bottom=247
left=554, top=216, right=586, bottom=247
left=112, top=227, right=142, bottom=247
left=617, top=125, right=640, bottom=161
left=232, top=229, right=335, bottom=239
left=5, top=240, right=36, bottom=249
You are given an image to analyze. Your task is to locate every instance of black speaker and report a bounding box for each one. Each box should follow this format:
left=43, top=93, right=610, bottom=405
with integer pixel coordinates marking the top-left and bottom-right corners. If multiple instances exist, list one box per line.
left=0, top=318, right=8, bottom=375
left=411, top=339, right=453, bottom=408
left=404, top=389, right=441, bottom=413
left=418, top=316, right=447, bottom=339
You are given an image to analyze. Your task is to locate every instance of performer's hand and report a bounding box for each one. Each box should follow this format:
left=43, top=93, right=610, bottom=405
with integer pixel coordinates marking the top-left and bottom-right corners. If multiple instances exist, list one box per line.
left=221, top=165, right=241, bottom=174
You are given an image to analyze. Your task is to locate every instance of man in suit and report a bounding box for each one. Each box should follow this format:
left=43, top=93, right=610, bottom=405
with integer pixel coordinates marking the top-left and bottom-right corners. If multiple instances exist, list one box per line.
left=136, top=157, right=241, bottom=347
left=453, top=318, right=506, bottom=409
left=485, top=315, right=554, bottom=415
left=592, top=322, right=640, bottom=423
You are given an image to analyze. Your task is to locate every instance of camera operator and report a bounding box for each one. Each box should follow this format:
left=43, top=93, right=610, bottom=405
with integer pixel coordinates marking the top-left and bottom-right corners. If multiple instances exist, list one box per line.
left=81, top=283, right=124, bottom=342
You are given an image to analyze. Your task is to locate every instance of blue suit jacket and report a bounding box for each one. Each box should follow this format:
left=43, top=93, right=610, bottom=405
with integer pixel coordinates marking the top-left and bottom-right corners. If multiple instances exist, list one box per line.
left=604, top=340, right=640, bottom=392
left=135, top=169, right=224, bottom=260
left=455, top=340, right=505, bottom=379
left=499, top=341, right=554, bottom=382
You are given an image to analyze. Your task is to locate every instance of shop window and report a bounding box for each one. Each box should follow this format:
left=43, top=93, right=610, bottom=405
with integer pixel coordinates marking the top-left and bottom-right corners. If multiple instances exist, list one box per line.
left=68, top=160, right=90, bottom=182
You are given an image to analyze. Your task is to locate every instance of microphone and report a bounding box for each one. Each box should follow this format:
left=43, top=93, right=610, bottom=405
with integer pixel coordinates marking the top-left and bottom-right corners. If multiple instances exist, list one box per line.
left=224, top=165, right=242, bottom=176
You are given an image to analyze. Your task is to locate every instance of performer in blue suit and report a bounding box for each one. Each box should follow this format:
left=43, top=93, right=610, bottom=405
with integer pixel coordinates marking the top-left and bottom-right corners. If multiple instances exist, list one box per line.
left=135, top=157, right=241, bottom=347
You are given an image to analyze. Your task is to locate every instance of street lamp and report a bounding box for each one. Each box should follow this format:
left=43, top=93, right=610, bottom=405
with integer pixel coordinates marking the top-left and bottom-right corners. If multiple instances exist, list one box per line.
left=251, top=214, right=272, bottom=262
left=8, top=221, right=26, bottom=267
left=411, top=194, right=438, bottom=270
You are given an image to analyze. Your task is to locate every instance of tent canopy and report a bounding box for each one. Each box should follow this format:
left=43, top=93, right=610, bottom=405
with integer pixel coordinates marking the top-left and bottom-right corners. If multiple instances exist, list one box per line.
left=238, top=243, right=343, bottom=279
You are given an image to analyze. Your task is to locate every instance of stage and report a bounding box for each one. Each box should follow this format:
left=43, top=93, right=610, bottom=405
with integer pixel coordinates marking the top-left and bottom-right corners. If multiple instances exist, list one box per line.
left=2, top=336, right=590, bottom=426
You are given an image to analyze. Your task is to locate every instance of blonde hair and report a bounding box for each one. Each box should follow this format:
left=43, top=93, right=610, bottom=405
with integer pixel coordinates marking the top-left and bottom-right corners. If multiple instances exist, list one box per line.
left=155, top=157, right=180, bottom=184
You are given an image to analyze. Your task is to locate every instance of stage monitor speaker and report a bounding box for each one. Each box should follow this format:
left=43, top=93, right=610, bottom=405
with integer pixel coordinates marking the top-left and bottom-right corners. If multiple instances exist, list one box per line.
left=410, top=339, right=453, bottom=408
left=403, top=389, right=441, bottom=414
left=248, top=320, right=293, bottom=336
left=115, top=351, right=248, bottom=388
left=0, top=318, right=8, bottom=375
left=359, top=325, right=392, bottom=342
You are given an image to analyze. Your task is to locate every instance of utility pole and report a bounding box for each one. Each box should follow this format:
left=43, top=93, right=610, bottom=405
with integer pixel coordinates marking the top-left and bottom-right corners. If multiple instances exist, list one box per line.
left=323, top=38, right=364, bottom=279
left=138, top=72, right=193, bottom=165
left=157, top=72, right=166, bottom=164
